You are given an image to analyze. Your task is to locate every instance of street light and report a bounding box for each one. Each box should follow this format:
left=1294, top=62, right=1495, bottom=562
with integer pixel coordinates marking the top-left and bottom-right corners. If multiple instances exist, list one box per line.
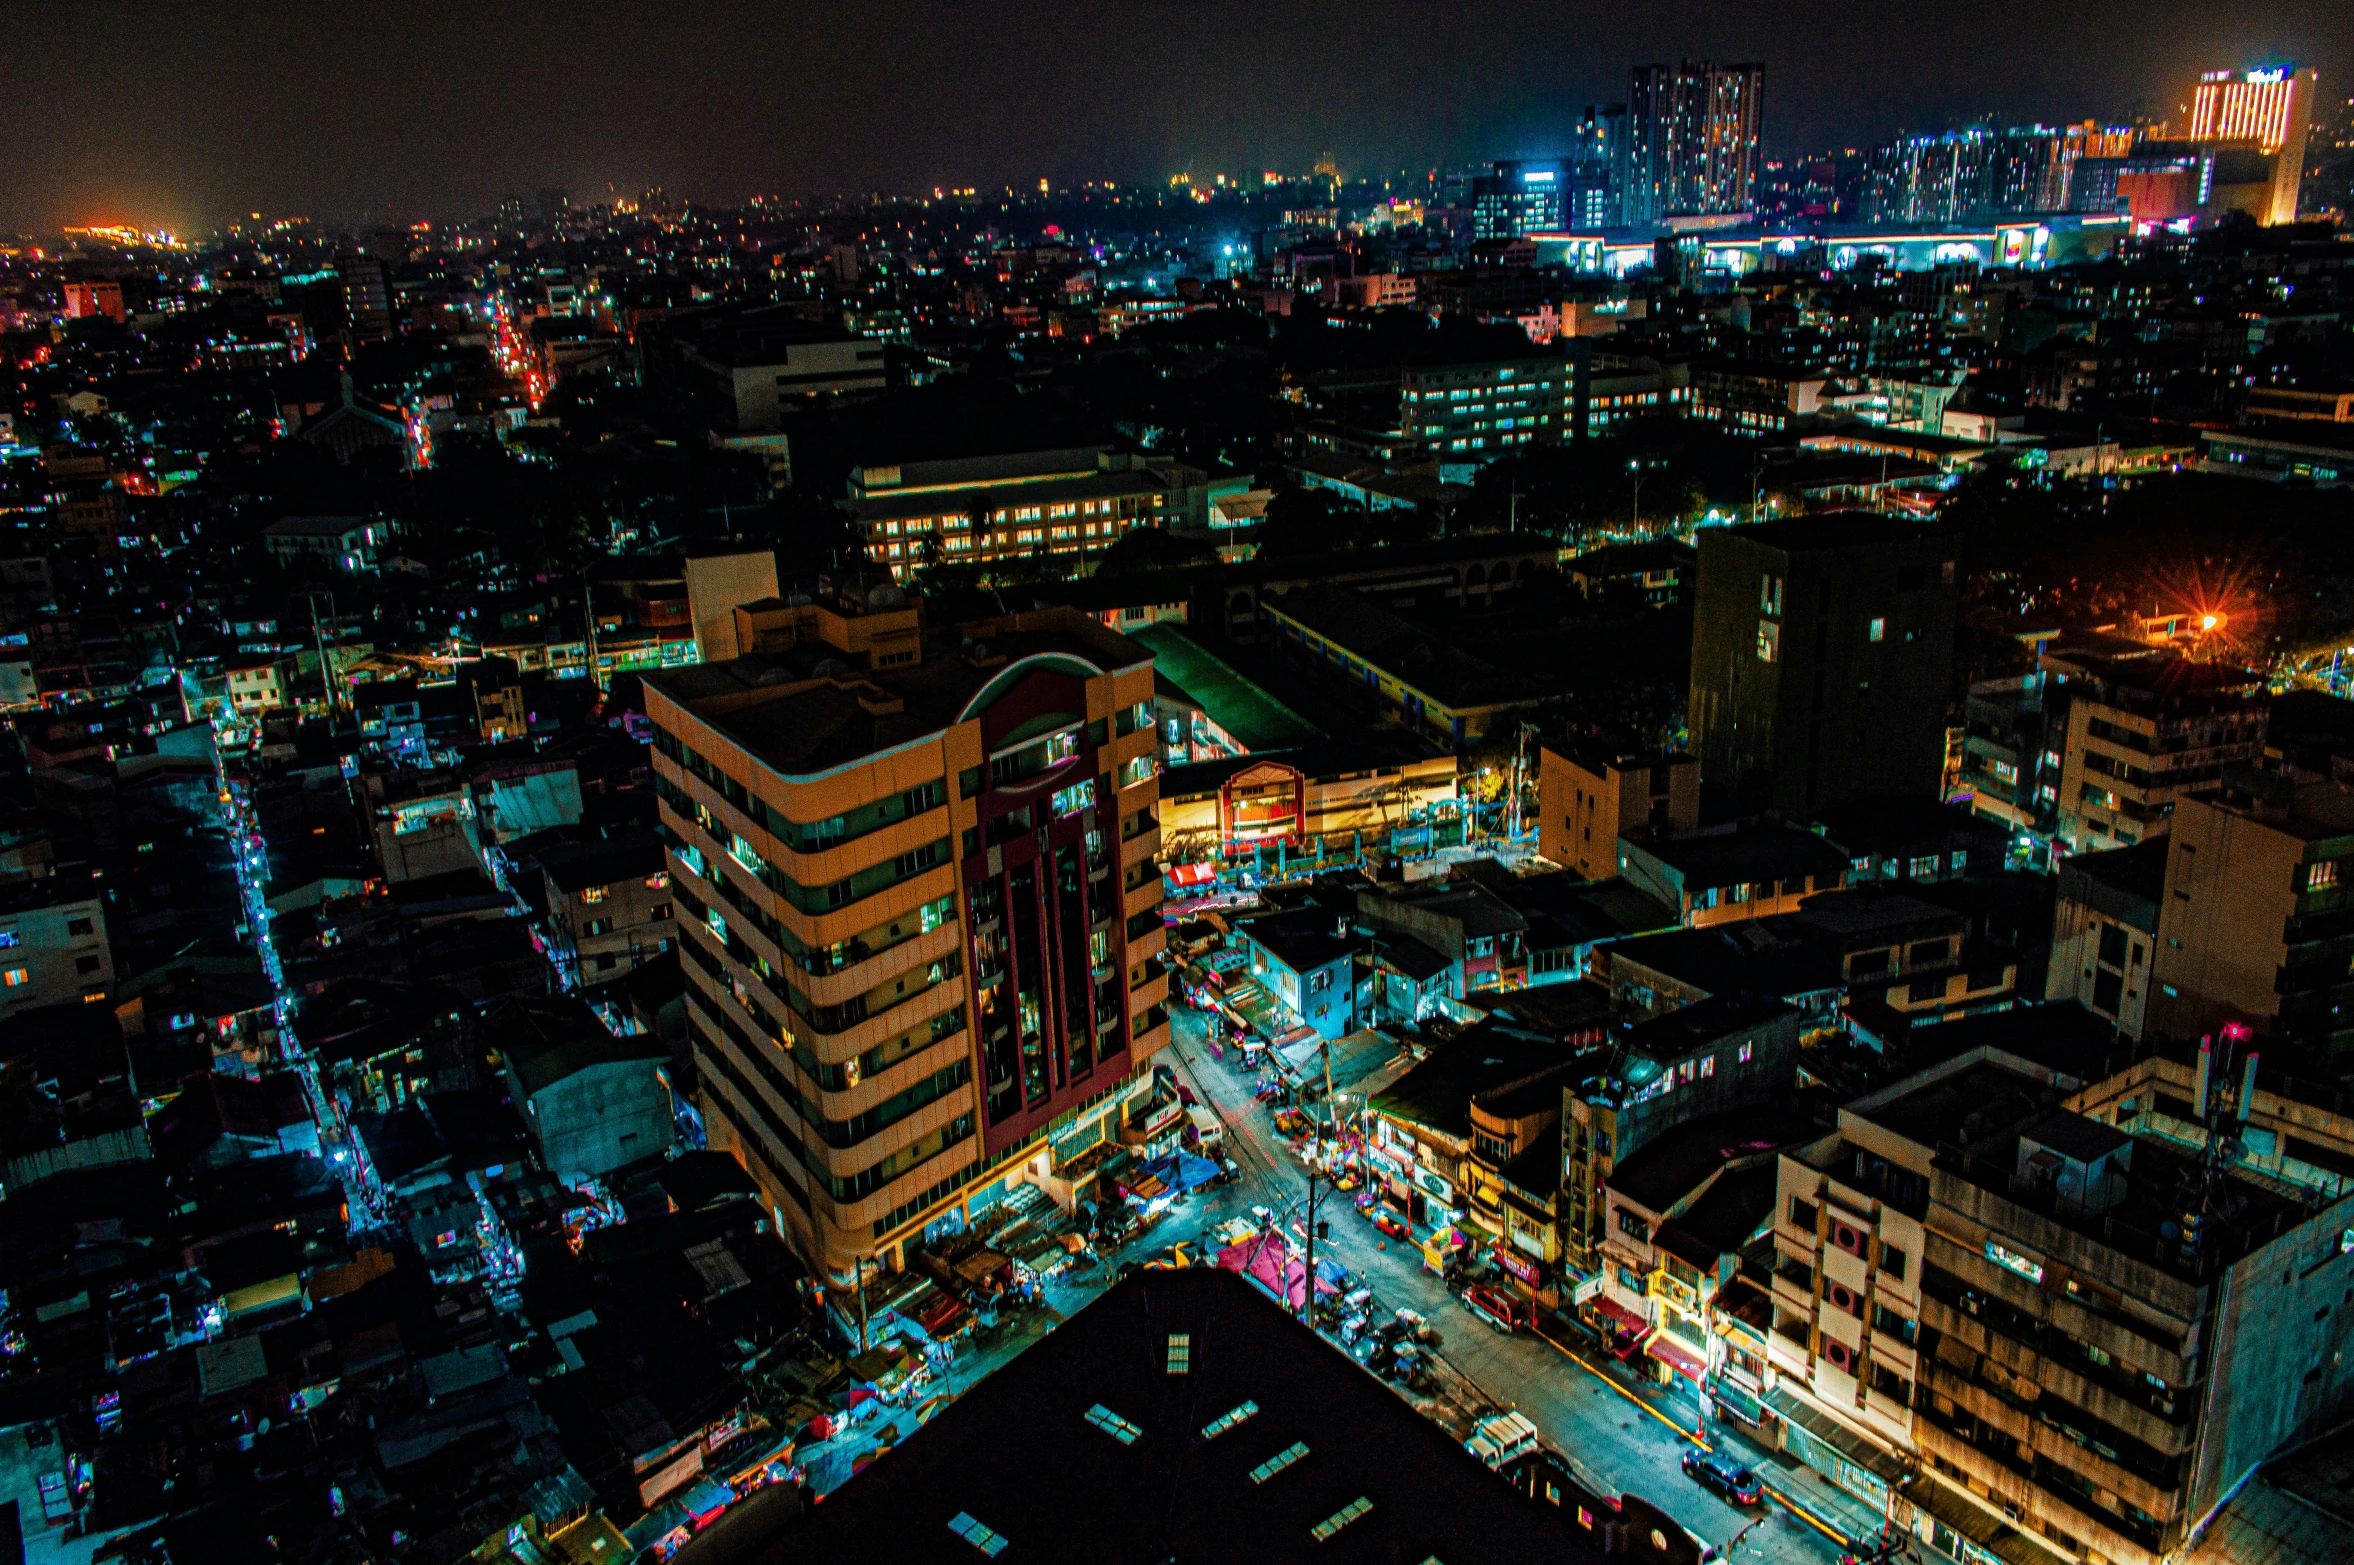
left=1629, top=459, right=1646, bottom=535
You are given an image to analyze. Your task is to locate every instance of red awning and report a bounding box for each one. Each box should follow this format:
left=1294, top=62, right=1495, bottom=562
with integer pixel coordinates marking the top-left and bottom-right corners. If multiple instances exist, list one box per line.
left=1595, top=1297, right=1649, bottom=1336
left=1644, top=1330, right=1709, bottom=1384
left=1167, top=862, right=1217, bottom=887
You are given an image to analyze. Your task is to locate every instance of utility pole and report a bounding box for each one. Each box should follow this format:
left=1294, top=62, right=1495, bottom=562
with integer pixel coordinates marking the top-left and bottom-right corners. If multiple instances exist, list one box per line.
left=855, top=1255, right=871, bottom=1353
left=308, top=592, right=336, bottom=715
left=1299, top=1170, right=1326, bottom=1327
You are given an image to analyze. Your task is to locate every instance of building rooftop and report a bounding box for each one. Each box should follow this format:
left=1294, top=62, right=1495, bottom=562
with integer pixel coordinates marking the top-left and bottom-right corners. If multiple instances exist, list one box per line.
left=774, top=1266, right=1617, bottom=1564
left=527, top=829, right=666, bottom=896
left=1712, top=510, right=1945, bottom=555
left=1856, top=1049, right=2312, bottom=1281
left=1635, top=822, right=1853, bottom=892
left=263, top=513, right=371, bottom=538
left=1373, top=1018, right=1588, bottom=1142
left=1367, top=880, right=1529, bottom=939
left=643, top=609, right=1147, bottom=778
left=1128, top=623, right=1323, bottom=752
left=1567, top=540, right=1695, bottom=579
left=1239, top=911, right=1360, bottom=974
left=1611, top=1109, right=1803, bottom=1215
left=1620, top=991, right=1796, bottom=1059
left=495, top=996, right=668, bottom=1101
left=1264, top=585, right=1541, bottom=711
left=1657, top=1161, right=1779, bottom=1266
left=2058, top=837, right=2168, bottom=910
left=1812, top=795, right=1998, bottom=855
left=847, top=466, right=1166, bottom=525
left=2203, top=768, right=2354, bottom=844
left=850, top=445, right=1113, bottom=495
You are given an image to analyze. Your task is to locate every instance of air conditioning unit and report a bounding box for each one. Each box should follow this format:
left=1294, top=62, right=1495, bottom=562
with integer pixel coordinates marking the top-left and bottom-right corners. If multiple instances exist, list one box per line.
left=1832, top=1221, right=1866, bottom=1256
left=1827, top=1281, right=1858, bottom=1315
left=1822, top=1339, right=1855, bottom=1372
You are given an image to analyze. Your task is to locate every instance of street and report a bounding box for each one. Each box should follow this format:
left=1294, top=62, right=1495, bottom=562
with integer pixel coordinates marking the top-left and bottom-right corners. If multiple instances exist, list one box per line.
left=1040, top=1005, right=1847, bottom=1565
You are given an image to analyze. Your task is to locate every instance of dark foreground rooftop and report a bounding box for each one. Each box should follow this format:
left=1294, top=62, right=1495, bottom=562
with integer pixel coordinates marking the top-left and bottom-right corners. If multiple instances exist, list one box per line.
left=778, top=1266, right=1613, bottom=1563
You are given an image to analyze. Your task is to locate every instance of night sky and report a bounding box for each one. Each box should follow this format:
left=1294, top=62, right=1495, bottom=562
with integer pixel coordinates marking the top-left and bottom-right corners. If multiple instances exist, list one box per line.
left=5, top=0, right=2348, bottom=234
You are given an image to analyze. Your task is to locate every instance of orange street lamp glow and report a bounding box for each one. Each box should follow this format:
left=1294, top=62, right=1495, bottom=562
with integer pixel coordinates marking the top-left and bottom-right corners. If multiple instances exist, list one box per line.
left=2201, top=614, right=2220, bottom=632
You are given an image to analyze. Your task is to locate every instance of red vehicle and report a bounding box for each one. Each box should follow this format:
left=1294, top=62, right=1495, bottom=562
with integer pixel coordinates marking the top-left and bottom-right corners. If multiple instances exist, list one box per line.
left=1459, top=1283, right=1525, bottom=1334
left=1370, top=1211, right=1411, bottom=1241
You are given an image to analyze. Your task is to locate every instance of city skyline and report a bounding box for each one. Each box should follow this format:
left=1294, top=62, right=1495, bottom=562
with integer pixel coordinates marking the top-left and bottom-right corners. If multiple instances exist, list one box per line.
left=3, top=0, right=2346, bottom=234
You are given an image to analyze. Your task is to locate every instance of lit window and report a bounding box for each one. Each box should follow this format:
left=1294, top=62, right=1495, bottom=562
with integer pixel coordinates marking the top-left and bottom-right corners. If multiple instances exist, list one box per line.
left=1868, top=618, right=1886, bottom=642
left=1084, top=1404, right=1143, bottom=1444
left=646, top=872, right=670, bottom=890
left=1203, top=1401, right=1259, bottom=1439
left=1166, top=1333, right=1191, bottom=1374
left=2309, top=861, right=2340, bottom=893
left=580, top=886, right=607, bottom=903
left=1756, top=620, right=1780, bottom=663
left=1250, top=1441, right=1309, bottom=1483
left=946, top=1514, right=1007, bottom=1557
left=1, top=968, right=27, bottom=987
left=1310, top=1498, right=1373, bottom=1540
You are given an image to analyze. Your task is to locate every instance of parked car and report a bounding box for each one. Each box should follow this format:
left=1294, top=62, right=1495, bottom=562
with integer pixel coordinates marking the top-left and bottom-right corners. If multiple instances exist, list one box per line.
left=1370, top=1210, right=1411, bottom=1241
left=1681, top=1449, right=1764, bottom=1506
left=1459, top=1283, right=1524, bottom=1334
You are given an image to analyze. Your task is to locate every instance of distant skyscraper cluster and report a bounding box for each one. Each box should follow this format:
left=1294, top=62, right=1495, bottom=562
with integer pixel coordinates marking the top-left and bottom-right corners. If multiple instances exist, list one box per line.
left=1468, top=58, right=2319, bottom=241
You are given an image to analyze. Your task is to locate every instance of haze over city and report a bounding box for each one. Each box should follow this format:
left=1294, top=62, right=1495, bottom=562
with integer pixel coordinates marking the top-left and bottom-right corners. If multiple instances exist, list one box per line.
left=3, top=0, right=2350, bottom=232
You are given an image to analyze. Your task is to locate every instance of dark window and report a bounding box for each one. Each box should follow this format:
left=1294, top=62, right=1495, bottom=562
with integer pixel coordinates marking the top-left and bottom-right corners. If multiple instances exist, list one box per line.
left=2092, top=970, right=2124, bottom=1016
left=75, top=955, right=101, bottom=974
left=1871, top=1302, right=1917, bottom=1344
left=1878, top=1246, right=1908, bottom=1282
left=1908, top=975, right=1946, bottom=1004
left=1789, top=1197, right=1818, bottom=1233
left=1616, top=1209, right=1650, bottom=1239
left=65, top=918, right=93, bottom=936
left=2097, top=925, right=2128, bottom=967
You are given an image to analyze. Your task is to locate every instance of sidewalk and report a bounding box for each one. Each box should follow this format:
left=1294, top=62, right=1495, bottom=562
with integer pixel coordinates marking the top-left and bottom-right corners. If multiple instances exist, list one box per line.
left=1742, top=1444, right=1893, bottom=1550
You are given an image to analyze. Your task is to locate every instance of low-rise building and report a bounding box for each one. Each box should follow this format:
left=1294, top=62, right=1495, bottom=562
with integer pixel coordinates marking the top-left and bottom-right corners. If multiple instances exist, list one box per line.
left=2046, top=839, right=2164, bottom=1042
left=1597, top=1112, right=1786, bottom=1392
left=495, top=995, right=677, bottom=1181
left=2041, top=644, right=2269, bottom=854
left=2148, top=769, right=2354, bottom=1055
left=0, top=868, right=114, bottom=1014
left=1537, top=738, right=1700, bottom=881
left=1617, top=822, right=1852, bottom=929
left=1562, top=994, right=1800, bottom=1279
left=523, top=830, right=677, bottom=985
left=844, top=447, right=1197, bottom=580
left=1262, top=585, right=1547, bottom=746
left=1769, top=1043, right=2354, bottom=1565
left=1232, top=911, right=1361, bottom=1040
left=262, top=514, right=382, bottom=571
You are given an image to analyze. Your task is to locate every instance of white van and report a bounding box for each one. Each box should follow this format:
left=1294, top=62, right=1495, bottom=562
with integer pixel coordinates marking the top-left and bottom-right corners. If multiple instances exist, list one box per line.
left=1185, top=1104, right=1224, bottom=1153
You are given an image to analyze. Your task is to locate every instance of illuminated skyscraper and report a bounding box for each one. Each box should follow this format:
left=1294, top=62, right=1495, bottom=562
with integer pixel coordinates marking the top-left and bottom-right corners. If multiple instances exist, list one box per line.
left=1625, top=61, right=1765, bottom=224
left=644, top=596, right=1171, bottom=1280
left=2187, top=65, right=2315, bottom=223
left=1469, top=160, right=1565, bottom=238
